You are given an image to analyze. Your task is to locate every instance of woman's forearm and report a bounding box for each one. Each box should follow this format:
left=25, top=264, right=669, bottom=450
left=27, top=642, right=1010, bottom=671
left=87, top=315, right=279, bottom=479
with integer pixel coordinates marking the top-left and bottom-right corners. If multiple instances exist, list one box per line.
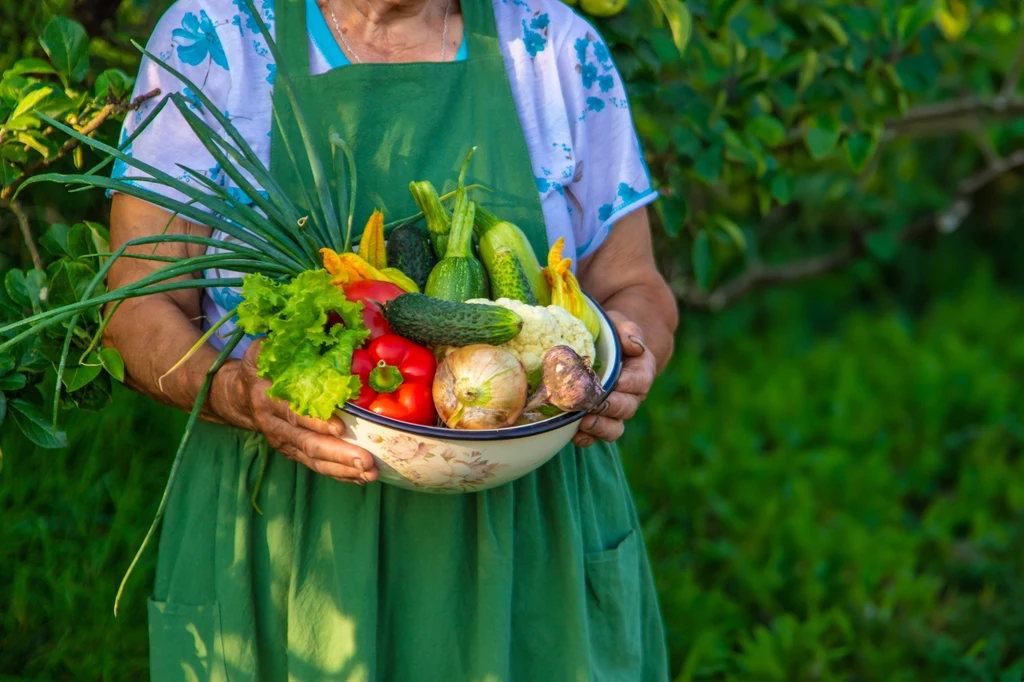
left=105, top=295, right=255, bottom=430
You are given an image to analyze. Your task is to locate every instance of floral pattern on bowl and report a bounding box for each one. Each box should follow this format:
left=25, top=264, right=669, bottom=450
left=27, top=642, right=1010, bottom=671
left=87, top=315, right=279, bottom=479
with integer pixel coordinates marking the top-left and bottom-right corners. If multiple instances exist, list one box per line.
left=367, top=433, right=506, bottom=492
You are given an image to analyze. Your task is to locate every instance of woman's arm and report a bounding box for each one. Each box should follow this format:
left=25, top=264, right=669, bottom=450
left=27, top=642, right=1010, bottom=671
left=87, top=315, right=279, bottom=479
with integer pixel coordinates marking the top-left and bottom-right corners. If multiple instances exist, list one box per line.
left=574, top=208, right=679, bottom=446
left=105, top=194, right=377, bottom=484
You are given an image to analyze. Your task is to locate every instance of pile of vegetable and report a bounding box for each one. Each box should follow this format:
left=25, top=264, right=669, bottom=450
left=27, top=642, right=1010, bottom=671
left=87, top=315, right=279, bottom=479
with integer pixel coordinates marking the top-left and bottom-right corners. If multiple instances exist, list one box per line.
left=236, top=149, right=605, bottom=431
left=0, top=0, right=604, bottom=612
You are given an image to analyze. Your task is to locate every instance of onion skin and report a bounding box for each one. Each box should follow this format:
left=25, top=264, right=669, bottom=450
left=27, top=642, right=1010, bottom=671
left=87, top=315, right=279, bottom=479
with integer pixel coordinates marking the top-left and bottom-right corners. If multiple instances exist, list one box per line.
left=432, top=345, right=528, bottom=429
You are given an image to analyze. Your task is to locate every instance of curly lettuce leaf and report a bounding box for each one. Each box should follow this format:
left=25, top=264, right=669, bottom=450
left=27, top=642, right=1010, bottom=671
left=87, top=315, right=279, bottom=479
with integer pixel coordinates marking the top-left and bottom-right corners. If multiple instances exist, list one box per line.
left=263, top=326, right=368, bottom=420
left=236, top=269, right=370, bottom=419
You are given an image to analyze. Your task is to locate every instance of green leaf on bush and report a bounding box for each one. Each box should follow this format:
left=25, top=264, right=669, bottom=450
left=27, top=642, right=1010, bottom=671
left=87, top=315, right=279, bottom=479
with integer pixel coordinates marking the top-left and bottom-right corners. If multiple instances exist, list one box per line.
left=808, top=8, right=850, bottom=46
left=0, top=159, right=21, bottom=187
left=770, top=173, right=794, bottom=205
left=40, top=17, right=90, bottom=87
left=672, top=125, right=702, bottom=157
left=651, top=0, right=693, bottom=54
left=4, top=58, right=59, bottom=78
left=865, top=228, right=901, bottom=261
left=94, top=69, right=134, bottom=99
left=63, top=354, right=103, bottom=393
left=898, top=0, right=938, bottom=44
left=0, top=373, right=28, bottom=391
left=746, top=116, right=787, bottom=147
left=712, top=215, right=747, bottom=252
left=694, top=144, right=724, bottom=183
left=797, top=50, right=819, bottom=94
left=844, top=132, right=877, bottom=172
left=9, top=398, right=67, bottom=449
left=40, top=223, right=72, bottom=257
left=47, top=260, right=94, bottom=308
left=0, top=391, right=6, bottom=427
left=5, top=269, right=48, bottom=310
left=656, top=196, right=689, bottom=237
left=693, top=229, right=712, bottom=290
left=805, top=117, right=841, bottom=160
left=99, top=348, right=125, bottom=382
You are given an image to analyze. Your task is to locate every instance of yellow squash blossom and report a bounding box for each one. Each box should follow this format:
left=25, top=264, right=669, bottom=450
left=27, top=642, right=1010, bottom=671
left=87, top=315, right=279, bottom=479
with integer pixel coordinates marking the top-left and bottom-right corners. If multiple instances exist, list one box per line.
left=542, top=237, right=600, bottom=341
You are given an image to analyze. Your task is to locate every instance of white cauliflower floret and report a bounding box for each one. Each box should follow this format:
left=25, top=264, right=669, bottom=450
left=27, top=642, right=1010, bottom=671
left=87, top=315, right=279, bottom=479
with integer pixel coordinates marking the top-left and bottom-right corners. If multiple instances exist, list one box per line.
left=465, top=298, right=595, bottom=376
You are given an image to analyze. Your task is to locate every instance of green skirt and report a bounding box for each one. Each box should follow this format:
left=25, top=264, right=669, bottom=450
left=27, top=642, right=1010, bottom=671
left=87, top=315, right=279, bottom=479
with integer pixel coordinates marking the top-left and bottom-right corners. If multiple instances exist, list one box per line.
left=148, top=420, right=668, bottom=681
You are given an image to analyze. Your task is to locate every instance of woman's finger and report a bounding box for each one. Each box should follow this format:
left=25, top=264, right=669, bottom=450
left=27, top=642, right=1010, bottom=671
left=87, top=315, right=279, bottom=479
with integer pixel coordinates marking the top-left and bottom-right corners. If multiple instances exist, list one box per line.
left=591, top=390, right=641, bottom=422
left=267, top=396, right=347, bottom=437
left=578, top=414, right=625, bottom=443
left=266, top=416, right=377, bottom=475
left=279, top=445, right=366, bottom=484
left=608, top=311, right=646, bottom=358
left=614, top=353, right=656, bottom=396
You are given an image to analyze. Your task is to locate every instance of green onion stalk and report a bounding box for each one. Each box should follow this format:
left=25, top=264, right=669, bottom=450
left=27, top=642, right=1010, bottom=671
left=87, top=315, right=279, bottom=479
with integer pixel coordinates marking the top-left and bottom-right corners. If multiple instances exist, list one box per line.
left=0, top=0, right=358, bottom=616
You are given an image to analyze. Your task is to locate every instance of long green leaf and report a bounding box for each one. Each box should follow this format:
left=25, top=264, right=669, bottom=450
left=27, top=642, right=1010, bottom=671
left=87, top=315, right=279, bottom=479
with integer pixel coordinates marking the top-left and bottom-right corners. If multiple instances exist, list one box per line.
left=24, top=113, right=305, bottom=264
left=0, top=278, right=246, bottom=349
left=240, top=0, right=343, bottom=247
left=114, top=326, right=245, bottom=616
left=18, top=172, right=306, bottom=271
left=82, top=96, right=171, bottom=177
left=169, top=96, right=307, bottom=247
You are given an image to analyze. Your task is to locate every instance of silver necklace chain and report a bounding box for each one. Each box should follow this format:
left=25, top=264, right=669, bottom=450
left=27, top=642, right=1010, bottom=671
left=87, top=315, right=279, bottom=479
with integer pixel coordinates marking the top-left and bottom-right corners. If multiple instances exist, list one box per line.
left=328, top=0, right=453, bottom=64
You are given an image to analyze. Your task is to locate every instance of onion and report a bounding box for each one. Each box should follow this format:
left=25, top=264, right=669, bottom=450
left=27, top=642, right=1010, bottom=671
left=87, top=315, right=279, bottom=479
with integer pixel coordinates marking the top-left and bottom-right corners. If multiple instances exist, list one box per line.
left=433, top=345, right=528, bottom=429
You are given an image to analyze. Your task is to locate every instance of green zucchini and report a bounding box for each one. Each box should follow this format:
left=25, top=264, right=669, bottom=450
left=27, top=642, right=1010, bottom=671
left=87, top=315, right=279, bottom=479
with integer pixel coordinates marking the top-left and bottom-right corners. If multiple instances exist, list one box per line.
left=487, top=246, right=537, bottom=305
left=424, top=192, right=488, bottom=302
left=409, top=181, right=451, bottom=261
left=386, top=223, right=436, bottom=290
left=475, top=206, right=551, bottom=306
left=384, top=293, right=523, bottom=347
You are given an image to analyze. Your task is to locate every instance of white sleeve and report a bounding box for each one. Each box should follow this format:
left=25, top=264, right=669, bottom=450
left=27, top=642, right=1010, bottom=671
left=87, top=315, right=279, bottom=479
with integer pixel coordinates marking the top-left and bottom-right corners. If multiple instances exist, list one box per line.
left=555, top=17, right=656, bottom=259
left=110, top=0, right=242, bottom=209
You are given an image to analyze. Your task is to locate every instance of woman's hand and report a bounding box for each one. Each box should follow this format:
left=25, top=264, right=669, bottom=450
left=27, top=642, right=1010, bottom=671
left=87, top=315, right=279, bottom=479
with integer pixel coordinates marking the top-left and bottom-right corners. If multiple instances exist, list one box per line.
left=239, top=341, right=379, bottom=485
left=572, top=312, right=656, bottom=447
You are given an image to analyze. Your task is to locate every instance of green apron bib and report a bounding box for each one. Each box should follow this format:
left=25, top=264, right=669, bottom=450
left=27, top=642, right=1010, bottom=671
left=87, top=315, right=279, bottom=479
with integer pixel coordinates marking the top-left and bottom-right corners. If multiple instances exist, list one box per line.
left=147, top=1, right=668, bottom=680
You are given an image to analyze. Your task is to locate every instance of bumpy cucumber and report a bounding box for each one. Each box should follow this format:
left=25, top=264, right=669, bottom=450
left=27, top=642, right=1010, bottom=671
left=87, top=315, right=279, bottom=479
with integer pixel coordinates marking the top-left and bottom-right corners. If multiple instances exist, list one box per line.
left=487, top=247, right=537, bottom=305
left=384, top=293, right=523, bottom=347
left=386, top=223, right=436, bottom=290
left=476, top=209, right=550, bottom=306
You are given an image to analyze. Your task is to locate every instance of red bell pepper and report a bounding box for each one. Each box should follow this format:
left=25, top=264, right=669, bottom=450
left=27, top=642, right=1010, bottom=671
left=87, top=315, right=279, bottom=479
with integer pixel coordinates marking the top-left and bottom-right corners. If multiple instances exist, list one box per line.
left=349, top=334, right=437, bottom=426
left=327, top=280, right=406, bottom=341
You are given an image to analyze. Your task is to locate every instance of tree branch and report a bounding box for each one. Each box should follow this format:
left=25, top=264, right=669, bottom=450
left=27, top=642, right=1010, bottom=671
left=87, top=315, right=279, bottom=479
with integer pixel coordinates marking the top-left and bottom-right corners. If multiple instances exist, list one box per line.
left=0, top=88, right=160, bottom=202
left=8, top=199, right=44, bottom=271
left=677, top=150, right=1024, bottom=310
left=884, top=96, right=1024, bottom=137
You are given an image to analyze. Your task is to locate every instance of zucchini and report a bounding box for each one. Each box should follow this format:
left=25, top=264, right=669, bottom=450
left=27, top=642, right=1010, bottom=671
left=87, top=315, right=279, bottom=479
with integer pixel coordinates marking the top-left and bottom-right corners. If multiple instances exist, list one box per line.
left=384, top=293, right=523, bottom=347
left=475, top=206, right=551, bottom=306
left=386, top=223, right=436, bottom=290
left=487, top=247, right=537, bottom=305
left=409, top=181, right=451, bottom=261
left=424, top=192, right=488, bottom=302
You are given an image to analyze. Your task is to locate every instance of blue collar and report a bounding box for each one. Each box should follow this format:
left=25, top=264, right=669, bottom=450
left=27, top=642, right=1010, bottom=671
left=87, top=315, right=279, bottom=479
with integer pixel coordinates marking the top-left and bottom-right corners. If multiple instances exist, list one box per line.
left=305, top=0, right=469, bottom=69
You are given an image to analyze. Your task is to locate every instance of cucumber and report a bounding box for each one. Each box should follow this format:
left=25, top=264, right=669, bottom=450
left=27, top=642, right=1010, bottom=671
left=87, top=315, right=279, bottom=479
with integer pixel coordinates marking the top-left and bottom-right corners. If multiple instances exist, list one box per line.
left=475, top=207, right=551, bottom=306
left=487, top=247, right=537, bottom=305
left=386, top=223, right=436, bottom=290
left=384, top=293, right=523, bottom=347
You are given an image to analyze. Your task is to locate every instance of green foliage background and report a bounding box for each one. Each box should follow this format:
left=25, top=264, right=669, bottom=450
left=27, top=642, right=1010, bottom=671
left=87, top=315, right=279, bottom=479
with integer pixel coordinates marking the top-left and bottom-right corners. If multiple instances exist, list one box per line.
left=2, top=0, right=1023, bottom=680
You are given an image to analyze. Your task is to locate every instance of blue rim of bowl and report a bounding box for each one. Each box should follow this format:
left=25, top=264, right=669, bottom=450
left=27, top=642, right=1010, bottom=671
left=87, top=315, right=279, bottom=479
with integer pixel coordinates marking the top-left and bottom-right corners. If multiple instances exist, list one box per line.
left=340, top=294, right=623, bottom=441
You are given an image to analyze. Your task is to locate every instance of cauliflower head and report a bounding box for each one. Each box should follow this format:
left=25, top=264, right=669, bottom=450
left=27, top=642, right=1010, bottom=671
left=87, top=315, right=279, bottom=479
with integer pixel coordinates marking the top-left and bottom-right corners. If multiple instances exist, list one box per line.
left=465, top=298, right=596, bottom=376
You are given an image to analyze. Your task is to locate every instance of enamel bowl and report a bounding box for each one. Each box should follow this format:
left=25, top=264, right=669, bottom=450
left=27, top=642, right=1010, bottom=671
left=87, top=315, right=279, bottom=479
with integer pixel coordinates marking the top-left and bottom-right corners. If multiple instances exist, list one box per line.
left=335, top=295, right=622, bottom=494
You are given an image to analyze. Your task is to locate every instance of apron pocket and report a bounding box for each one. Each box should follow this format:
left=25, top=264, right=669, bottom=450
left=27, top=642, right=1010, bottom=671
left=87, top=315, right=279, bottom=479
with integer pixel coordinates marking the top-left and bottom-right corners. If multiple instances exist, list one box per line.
left=148, top=598, right=228, bottom=682
left=584, top=530, right=643, bottom=681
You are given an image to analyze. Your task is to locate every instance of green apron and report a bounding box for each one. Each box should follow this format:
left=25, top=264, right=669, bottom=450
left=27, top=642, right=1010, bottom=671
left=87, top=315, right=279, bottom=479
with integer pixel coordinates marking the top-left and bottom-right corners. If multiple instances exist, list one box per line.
left=147, top=1, right=668, bottom=679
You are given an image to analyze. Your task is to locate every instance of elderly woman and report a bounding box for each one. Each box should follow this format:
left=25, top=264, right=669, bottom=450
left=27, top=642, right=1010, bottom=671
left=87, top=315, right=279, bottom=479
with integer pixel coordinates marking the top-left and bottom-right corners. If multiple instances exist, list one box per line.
left=108, top=0, right=678, bottom=678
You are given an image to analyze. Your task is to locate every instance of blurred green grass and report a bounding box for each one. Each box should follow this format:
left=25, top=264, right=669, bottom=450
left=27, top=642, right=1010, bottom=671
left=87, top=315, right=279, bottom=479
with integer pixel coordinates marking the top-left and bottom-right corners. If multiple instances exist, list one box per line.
left=2, top=250, right=1022, bottom=681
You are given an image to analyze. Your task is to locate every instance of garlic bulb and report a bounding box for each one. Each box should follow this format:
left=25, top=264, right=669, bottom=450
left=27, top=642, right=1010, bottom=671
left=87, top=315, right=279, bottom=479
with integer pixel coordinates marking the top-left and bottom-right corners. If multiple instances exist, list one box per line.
left=433, top=345, right=528, bottom=429
left=525, top=345, right=604, bottom=414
